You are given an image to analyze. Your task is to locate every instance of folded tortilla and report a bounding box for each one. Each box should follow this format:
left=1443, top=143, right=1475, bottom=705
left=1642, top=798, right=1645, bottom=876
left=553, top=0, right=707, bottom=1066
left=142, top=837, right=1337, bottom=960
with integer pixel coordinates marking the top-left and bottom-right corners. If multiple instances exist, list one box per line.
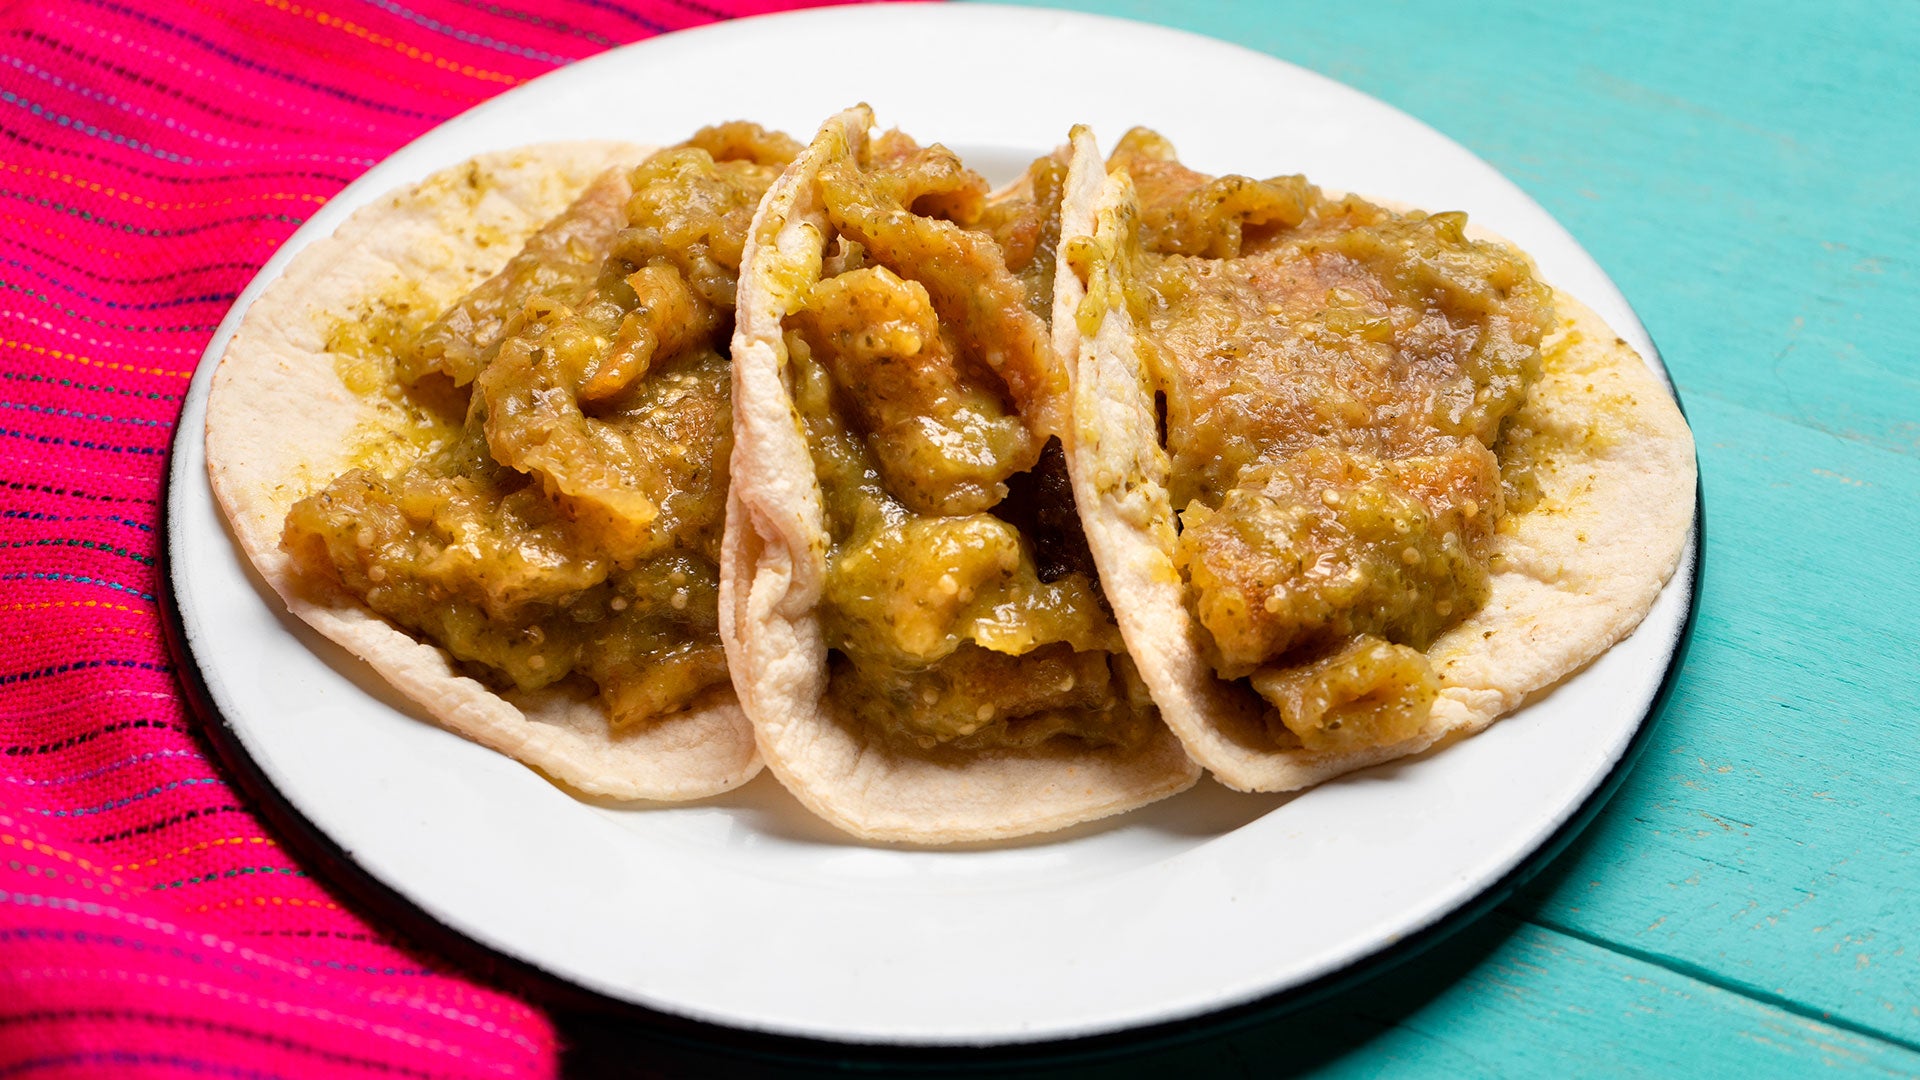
left=207, top=143, right=760, bottom=801
left=1053, top=128, right=1697, bottom=792
left=722, top=108, right=1199, bottom=843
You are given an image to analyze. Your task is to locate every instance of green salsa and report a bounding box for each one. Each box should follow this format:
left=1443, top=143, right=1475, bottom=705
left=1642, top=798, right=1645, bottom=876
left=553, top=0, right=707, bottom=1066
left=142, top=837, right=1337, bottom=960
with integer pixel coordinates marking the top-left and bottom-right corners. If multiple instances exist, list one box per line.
left=1107, top=128, right=1554, bottom=751
left=789, top=132, right=1153, bottom=752
left=282, top=124, right=800, bottom=731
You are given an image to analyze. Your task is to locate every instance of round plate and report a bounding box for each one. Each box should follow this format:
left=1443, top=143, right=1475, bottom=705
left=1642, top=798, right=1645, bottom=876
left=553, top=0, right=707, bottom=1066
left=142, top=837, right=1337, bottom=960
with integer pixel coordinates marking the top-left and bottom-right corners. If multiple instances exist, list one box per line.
left=167, top=3, right=1698, bottom=1048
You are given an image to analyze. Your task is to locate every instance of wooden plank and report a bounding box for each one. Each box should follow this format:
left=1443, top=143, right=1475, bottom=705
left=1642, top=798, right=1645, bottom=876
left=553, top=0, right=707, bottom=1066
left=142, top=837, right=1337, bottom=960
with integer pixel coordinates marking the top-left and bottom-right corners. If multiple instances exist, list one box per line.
left=1510, top=390, right=1920, bottom=1043
left=1229, top=916, right=1920, bottom=1078
left=1191, top=916, right=1920, bottom=1078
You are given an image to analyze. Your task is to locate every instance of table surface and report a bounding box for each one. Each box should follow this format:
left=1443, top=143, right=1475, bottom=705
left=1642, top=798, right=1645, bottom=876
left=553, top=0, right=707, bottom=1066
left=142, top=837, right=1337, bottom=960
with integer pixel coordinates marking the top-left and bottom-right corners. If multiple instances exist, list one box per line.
left=12, top=0, right=1903, bottom=1072
left=937, top=1, right=1913, bottom=1076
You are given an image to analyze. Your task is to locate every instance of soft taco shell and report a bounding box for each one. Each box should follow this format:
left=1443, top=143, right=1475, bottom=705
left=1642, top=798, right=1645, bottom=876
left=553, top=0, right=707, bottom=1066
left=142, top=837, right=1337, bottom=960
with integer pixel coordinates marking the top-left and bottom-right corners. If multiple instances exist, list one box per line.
left=721, top=108, right=1198, bottom=843
left=1053, top=129, right=1697, bottom=792
left=207, top=142, right=760, bottom=801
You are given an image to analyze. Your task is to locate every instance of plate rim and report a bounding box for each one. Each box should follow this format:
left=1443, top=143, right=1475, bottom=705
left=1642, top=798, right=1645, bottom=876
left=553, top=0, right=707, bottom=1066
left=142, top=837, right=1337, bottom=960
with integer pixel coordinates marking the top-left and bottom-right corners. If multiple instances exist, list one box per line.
left=160, top=501, right=1700, bottom=1065
left=163, top=2, right=1703, bottom=1051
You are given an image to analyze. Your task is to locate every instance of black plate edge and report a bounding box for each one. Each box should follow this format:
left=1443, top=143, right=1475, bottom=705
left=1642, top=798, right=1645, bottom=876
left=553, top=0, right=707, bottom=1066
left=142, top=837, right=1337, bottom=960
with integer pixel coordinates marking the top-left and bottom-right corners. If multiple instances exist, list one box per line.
left=159, top=343, right=1704, bottom=1073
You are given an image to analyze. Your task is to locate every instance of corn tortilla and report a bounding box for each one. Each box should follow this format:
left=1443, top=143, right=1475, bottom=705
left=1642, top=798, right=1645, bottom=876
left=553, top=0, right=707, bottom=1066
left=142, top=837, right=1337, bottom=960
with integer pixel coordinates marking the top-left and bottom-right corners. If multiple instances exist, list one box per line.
left=720, top=108, right=1199, bottom=843
left=207, top=142, right=760, bottom=801
left=1053, top=128, right=1697, bottom=792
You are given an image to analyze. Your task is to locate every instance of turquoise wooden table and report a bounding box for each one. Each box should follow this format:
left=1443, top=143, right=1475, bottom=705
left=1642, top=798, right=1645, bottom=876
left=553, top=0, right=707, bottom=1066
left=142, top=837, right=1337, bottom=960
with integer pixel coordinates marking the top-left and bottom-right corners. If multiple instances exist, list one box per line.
left=953, top=1, right=1916, bottom=1074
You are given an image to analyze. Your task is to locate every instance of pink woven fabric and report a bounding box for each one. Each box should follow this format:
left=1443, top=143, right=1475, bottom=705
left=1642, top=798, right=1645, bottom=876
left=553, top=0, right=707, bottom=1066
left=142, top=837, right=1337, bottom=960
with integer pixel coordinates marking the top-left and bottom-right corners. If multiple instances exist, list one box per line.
left=0, top=0, right=867, bottom=1075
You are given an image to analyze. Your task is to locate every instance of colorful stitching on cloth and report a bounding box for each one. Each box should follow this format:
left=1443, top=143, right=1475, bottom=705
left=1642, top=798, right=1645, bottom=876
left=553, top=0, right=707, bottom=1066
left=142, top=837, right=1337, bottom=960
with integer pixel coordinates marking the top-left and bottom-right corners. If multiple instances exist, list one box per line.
left=0, top=0, right=859, bottom=1074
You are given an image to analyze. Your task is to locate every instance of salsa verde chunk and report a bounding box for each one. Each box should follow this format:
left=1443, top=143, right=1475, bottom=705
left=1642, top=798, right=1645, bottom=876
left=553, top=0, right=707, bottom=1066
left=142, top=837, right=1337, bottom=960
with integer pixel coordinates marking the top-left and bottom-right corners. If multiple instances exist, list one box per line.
left=282, top=124, right=798, bottom=731
left=1107, top=129, right=1553, bottom=750
left=788, top=132, right=1154, bottom=752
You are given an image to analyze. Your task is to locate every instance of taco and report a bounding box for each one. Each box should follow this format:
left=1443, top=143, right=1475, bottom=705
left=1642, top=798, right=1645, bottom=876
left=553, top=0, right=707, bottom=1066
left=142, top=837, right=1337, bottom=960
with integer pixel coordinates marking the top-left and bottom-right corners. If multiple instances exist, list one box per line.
left=208, top=125, right=801, bottom=800
left=722, top=107, right=1199, bottom=843
left=1052, top=127, right=1696, bottom=792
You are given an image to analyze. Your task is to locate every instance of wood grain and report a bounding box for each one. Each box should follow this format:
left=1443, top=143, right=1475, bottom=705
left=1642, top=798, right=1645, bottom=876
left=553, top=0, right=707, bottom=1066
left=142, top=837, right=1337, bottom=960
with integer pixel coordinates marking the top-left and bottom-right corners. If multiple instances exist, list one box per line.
left=1516, top=391, right=1920, bottom=1042
left=1182, top=916, right=1920, bottom=1079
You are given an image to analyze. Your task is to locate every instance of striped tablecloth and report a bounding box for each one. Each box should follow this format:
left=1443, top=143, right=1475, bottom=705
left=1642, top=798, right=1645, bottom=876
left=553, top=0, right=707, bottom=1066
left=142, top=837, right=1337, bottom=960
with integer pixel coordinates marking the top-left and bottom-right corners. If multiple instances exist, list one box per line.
left=0, top=1, right=854, bottom=1074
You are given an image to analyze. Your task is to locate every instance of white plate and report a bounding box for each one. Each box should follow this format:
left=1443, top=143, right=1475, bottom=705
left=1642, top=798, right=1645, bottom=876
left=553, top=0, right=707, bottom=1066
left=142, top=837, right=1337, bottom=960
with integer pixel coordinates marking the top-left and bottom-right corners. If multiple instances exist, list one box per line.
left=167, top=3, right=1697, bottom=1047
